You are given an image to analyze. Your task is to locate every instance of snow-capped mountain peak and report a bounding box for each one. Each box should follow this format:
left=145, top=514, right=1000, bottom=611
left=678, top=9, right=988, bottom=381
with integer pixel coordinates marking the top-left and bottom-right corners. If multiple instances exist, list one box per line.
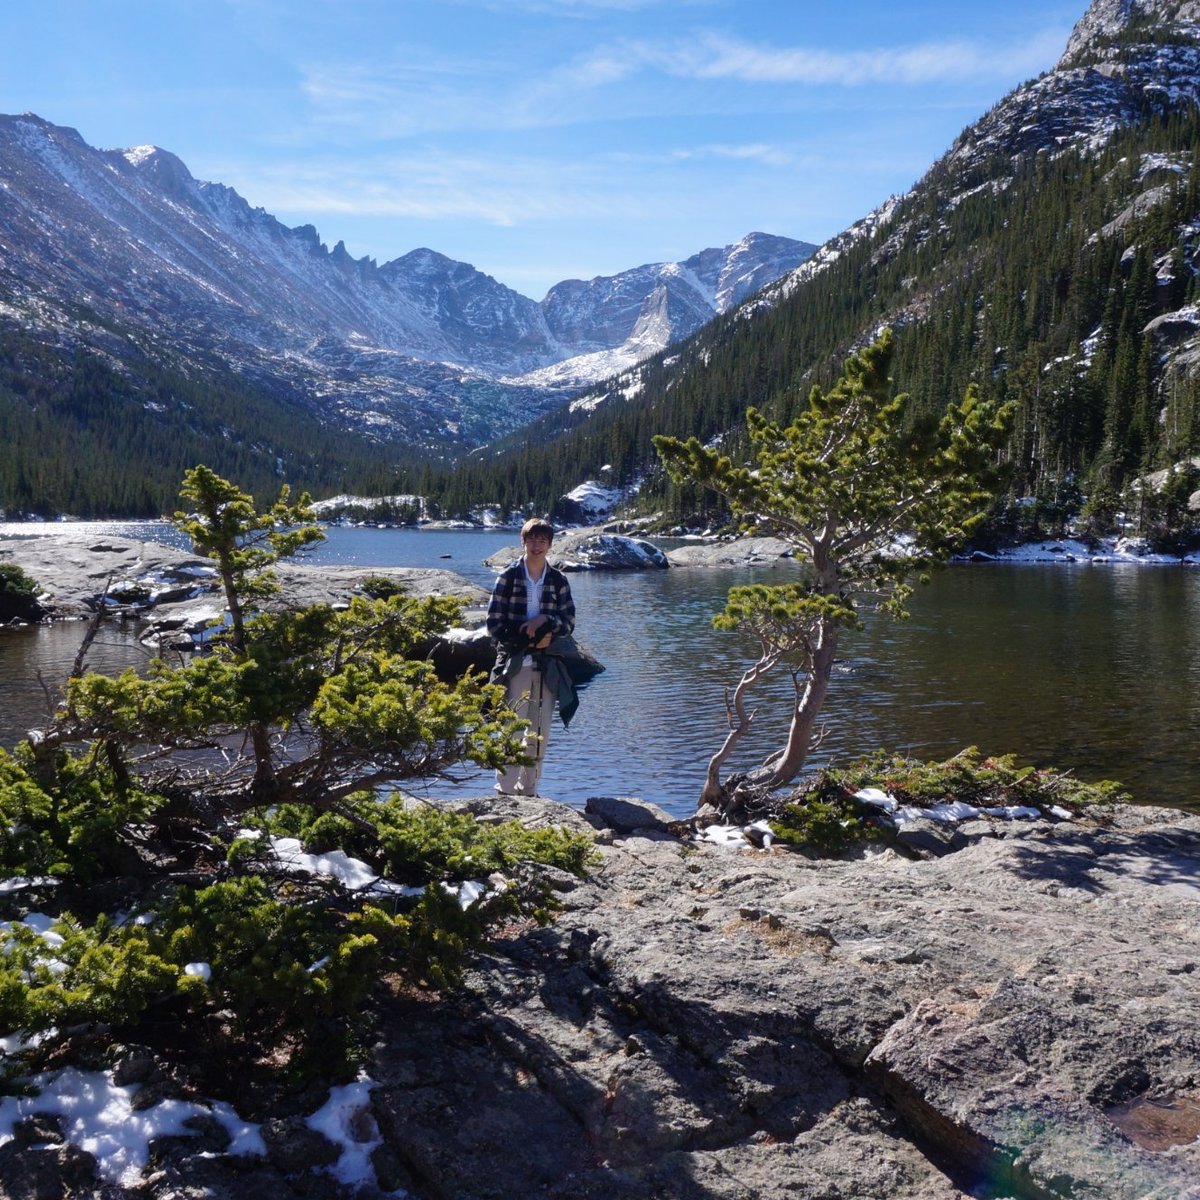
left=0, top=111, right=815, bottom=449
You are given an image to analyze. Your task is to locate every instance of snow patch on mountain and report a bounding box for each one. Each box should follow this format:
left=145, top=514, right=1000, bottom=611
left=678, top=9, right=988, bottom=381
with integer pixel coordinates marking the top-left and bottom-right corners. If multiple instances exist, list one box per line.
left=565, top=480, right=623, bottom=517
left=0, top=110, right=818, bottom=449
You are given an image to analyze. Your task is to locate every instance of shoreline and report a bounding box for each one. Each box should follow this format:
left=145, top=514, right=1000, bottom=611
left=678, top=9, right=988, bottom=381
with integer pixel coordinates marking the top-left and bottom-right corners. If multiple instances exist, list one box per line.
left=2, top=523, right=1198, bottom=626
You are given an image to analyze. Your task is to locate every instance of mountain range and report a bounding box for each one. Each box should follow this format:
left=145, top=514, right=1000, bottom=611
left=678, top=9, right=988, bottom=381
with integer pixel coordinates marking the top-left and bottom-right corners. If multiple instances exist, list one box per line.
left=5, top=0, right=1200, bottom=532
left=0, top=113, right=813, bottom=463
left=429, top=0, right=1200, bottom=534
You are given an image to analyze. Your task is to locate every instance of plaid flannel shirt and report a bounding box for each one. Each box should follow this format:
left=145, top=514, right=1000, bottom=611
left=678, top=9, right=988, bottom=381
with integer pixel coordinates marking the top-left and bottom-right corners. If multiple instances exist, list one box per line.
left=486, top=560, right=576, bottom=645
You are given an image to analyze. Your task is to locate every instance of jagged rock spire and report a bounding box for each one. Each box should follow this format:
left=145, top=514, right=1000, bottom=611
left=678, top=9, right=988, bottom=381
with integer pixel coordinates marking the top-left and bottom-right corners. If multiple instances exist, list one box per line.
left=1062, top=0, right=1200, bottom=64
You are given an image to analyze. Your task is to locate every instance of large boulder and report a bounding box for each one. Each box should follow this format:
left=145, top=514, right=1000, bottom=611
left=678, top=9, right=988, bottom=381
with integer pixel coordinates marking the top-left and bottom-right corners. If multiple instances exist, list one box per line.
left=485, top=528, right=668, bottom=573
left=424, top=625, right=605, bottom=686
left=666, top=536, right=795, bottom=567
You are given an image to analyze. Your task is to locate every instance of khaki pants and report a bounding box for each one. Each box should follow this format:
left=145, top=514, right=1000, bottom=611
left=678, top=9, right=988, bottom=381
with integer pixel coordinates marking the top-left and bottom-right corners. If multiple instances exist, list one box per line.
left=495, top=658, right=554, bottom=795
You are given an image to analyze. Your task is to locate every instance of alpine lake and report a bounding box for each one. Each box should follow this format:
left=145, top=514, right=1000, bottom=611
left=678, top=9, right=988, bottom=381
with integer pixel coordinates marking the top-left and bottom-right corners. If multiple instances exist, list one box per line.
left=2, top=523, right=1198, bottom=819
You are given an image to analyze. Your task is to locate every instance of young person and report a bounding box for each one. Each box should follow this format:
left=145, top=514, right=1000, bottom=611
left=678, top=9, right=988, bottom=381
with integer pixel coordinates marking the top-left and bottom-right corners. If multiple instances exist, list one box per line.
left=486, top=518, right=576, bottom=795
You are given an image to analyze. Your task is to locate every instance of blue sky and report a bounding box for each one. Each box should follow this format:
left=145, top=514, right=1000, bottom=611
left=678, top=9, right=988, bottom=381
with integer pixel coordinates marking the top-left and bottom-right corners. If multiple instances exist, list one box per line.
left=3, top=0, right=1083, bottom=298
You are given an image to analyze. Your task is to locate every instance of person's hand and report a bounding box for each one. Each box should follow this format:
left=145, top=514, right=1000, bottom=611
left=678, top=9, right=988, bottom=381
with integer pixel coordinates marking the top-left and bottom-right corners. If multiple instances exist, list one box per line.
left=521, top=616, right=547, bottom=639
left=534, top=632, right=552, bottom=649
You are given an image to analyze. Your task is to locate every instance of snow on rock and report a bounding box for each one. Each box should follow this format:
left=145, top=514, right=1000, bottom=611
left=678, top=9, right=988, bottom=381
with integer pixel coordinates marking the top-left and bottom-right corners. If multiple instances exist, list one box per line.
left=561, top=480, right=624, bottom=522
left=963, top=536, right=1191, bottom=564
left=304, top=1076, right=386, bottom=1190
left=553, top=533, right=668, bottom=571
left=0, top=1063, right=394, bottom=1193
left=310, top=493, right=423, bottom=518
left=855, top=788, right=1056, bottom=829
left=262, top=833, right=495, bottom=908
left=0, top=1067, right=265, bottom=1188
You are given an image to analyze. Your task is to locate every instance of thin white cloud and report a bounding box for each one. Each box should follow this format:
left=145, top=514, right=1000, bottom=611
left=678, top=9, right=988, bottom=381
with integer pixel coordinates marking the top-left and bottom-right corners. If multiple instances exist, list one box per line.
left=298, top=23, right=1069, bottom=144
left=606, top=142, right=790, bottom=167
left=221, top=153, right=639, bottom=227
left=445, top=0, right=718, bottom=12
left=588, top=27, right=1068, bottom=88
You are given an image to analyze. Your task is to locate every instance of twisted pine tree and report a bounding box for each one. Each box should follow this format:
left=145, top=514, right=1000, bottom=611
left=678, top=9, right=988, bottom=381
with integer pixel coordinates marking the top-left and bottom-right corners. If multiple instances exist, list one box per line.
left=654, top=331, right=1014, bottom=812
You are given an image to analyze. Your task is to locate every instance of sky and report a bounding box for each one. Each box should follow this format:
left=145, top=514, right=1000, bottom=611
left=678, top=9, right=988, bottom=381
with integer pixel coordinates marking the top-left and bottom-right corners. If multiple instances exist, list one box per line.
left=1, top=0, right=1085, bottom=299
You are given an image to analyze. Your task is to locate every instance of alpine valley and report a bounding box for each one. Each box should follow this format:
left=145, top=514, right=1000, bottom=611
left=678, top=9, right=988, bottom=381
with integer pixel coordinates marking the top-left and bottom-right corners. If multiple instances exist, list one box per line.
left=5, top=0, right=1200, bottom=540
left=0, top=111, right=814, bottom=515
left=418, top=0, right=1200, bottom=539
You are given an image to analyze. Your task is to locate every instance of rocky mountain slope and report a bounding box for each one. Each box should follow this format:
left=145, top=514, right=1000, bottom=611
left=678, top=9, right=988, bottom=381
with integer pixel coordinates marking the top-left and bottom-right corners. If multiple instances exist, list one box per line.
left=475, top=0, right=1200, bottom=525
left=0, top=112, right=813, bottom=454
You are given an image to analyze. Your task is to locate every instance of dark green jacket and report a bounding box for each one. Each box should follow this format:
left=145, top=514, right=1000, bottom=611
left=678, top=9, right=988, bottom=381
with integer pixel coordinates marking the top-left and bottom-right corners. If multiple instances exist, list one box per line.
left=490, top=636, right=585, bottom=727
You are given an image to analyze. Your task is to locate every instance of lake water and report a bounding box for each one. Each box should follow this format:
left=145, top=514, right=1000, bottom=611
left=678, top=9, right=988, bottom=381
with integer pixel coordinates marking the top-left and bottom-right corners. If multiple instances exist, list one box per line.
left=2, top=523, right=1198, bottom=817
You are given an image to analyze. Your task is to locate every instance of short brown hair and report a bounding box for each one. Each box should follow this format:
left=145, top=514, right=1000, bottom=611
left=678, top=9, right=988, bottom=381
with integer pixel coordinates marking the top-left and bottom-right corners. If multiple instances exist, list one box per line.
left=521, top=517, right=555, bottom=542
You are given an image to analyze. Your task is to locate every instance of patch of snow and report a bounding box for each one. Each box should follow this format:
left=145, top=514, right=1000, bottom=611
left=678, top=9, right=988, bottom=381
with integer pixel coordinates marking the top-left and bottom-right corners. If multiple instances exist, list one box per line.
left=855, top=788, right=1050, bottom=829
left=0, top=1068, right=265, bottom=1188
left=0, top=877, right=57, bottom=894
left=972, top=537, right=1186, bottom=565
left=260, top=834, right=496, bottom=909
left=305, top=1076, right=385, bottom=1190
left=566, top=480, right=623, bottom=516
left=311, top=493, right=422, bottom=516
left=696, top=820, right=774, bottom=851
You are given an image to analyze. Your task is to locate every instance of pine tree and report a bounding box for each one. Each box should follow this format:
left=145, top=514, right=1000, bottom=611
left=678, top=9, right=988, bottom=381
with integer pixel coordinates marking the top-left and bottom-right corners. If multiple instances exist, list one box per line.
left=654, top=332, right=1014, bottom=812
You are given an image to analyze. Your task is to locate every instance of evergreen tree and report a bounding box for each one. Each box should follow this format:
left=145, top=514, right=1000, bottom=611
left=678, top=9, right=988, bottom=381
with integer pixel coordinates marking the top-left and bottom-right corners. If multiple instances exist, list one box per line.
left=654, top=332, right=1013, bottom=812
left=1, top=468, right=590, bottom=1095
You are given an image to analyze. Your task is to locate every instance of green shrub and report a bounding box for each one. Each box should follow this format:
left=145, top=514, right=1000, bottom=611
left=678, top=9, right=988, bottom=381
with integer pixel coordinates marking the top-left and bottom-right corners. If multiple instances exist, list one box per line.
left=771, top=748, right=1128, bottom=855
left=0, top=563, right=44, bottom=623
left=0, top=746, right=164, bottom=881
left=770, top=792, right=885, bottom=856
left=824, top=747, right=1128, bottom=812
left=0, top=467, right=591, bottom=1099
left=358, top=574, right=409, bottom=599
left=0, top=795, right=595, bottom=1088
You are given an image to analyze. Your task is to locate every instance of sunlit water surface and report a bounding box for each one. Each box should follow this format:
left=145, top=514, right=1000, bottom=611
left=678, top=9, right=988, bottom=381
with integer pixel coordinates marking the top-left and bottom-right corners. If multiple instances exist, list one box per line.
left=2, top=523, right=1197, bottom=818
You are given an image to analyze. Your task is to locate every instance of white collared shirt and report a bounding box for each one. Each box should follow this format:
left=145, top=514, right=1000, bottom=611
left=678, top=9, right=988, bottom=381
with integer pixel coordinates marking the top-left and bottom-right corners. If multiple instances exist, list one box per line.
left=523, top=560, right=546, bottom=621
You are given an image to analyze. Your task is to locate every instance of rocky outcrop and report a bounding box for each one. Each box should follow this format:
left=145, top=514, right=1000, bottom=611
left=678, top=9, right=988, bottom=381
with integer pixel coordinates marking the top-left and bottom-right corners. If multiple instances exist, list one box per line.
left=485, top=529, right=669, bottom=573
left=1063, top=0, right=1200, bottom=65
left=362, top=796, right=1200, bottom=1200
left=1, top=796, right=1197, bottom=1198
left=665, top=536, right=795, bottom=567
left=0, top=530, right=486, bottom=621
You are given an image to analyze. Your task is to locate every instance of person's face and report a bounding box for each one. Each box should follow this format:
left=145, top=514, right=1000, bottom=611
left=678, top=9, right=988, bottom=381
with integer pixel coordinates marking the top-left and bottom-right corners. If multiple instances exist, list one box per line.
left=523, top=530, right=552, bottom=554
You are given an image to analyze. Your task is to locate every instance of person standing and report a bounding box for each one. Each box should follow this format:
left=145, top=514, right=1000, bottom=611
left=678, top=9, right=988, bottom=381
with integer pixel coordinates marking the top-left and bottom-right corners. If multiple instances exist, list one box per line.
left=486, top=517, right=576, bottom=795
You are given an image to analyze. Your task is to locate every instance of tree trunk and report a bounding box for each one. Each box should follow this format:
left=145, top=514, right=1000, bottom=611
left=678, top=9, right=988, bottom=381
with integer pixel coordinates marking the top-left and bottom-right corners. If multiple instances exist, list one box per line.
left=759, top=619, right=839, bottom=789
left=216, top=555, right=275, bottom=788
left=697, top=651, right=777, bottom=809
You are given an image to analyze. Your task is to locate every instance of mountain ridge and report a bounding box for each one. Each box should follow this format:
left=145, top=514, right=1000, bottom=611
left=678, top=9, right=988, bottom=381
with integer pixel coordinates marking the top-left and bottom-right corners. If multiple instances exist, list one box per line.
left=0, top=109, right=815, bottom=460
left=424, top=0, right=1200, bottom=531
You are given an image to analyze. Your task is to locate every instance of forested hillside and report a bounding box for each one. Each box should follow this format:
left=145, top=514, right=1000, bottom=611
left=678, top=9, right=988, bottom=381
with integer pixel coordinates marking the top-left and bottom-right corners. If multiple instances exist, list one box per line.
left=6, top=1, right=1200, bottom=536
left=403, top=107, right=1200, bottom=542
left=0, top=328, right=398, bottom=516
